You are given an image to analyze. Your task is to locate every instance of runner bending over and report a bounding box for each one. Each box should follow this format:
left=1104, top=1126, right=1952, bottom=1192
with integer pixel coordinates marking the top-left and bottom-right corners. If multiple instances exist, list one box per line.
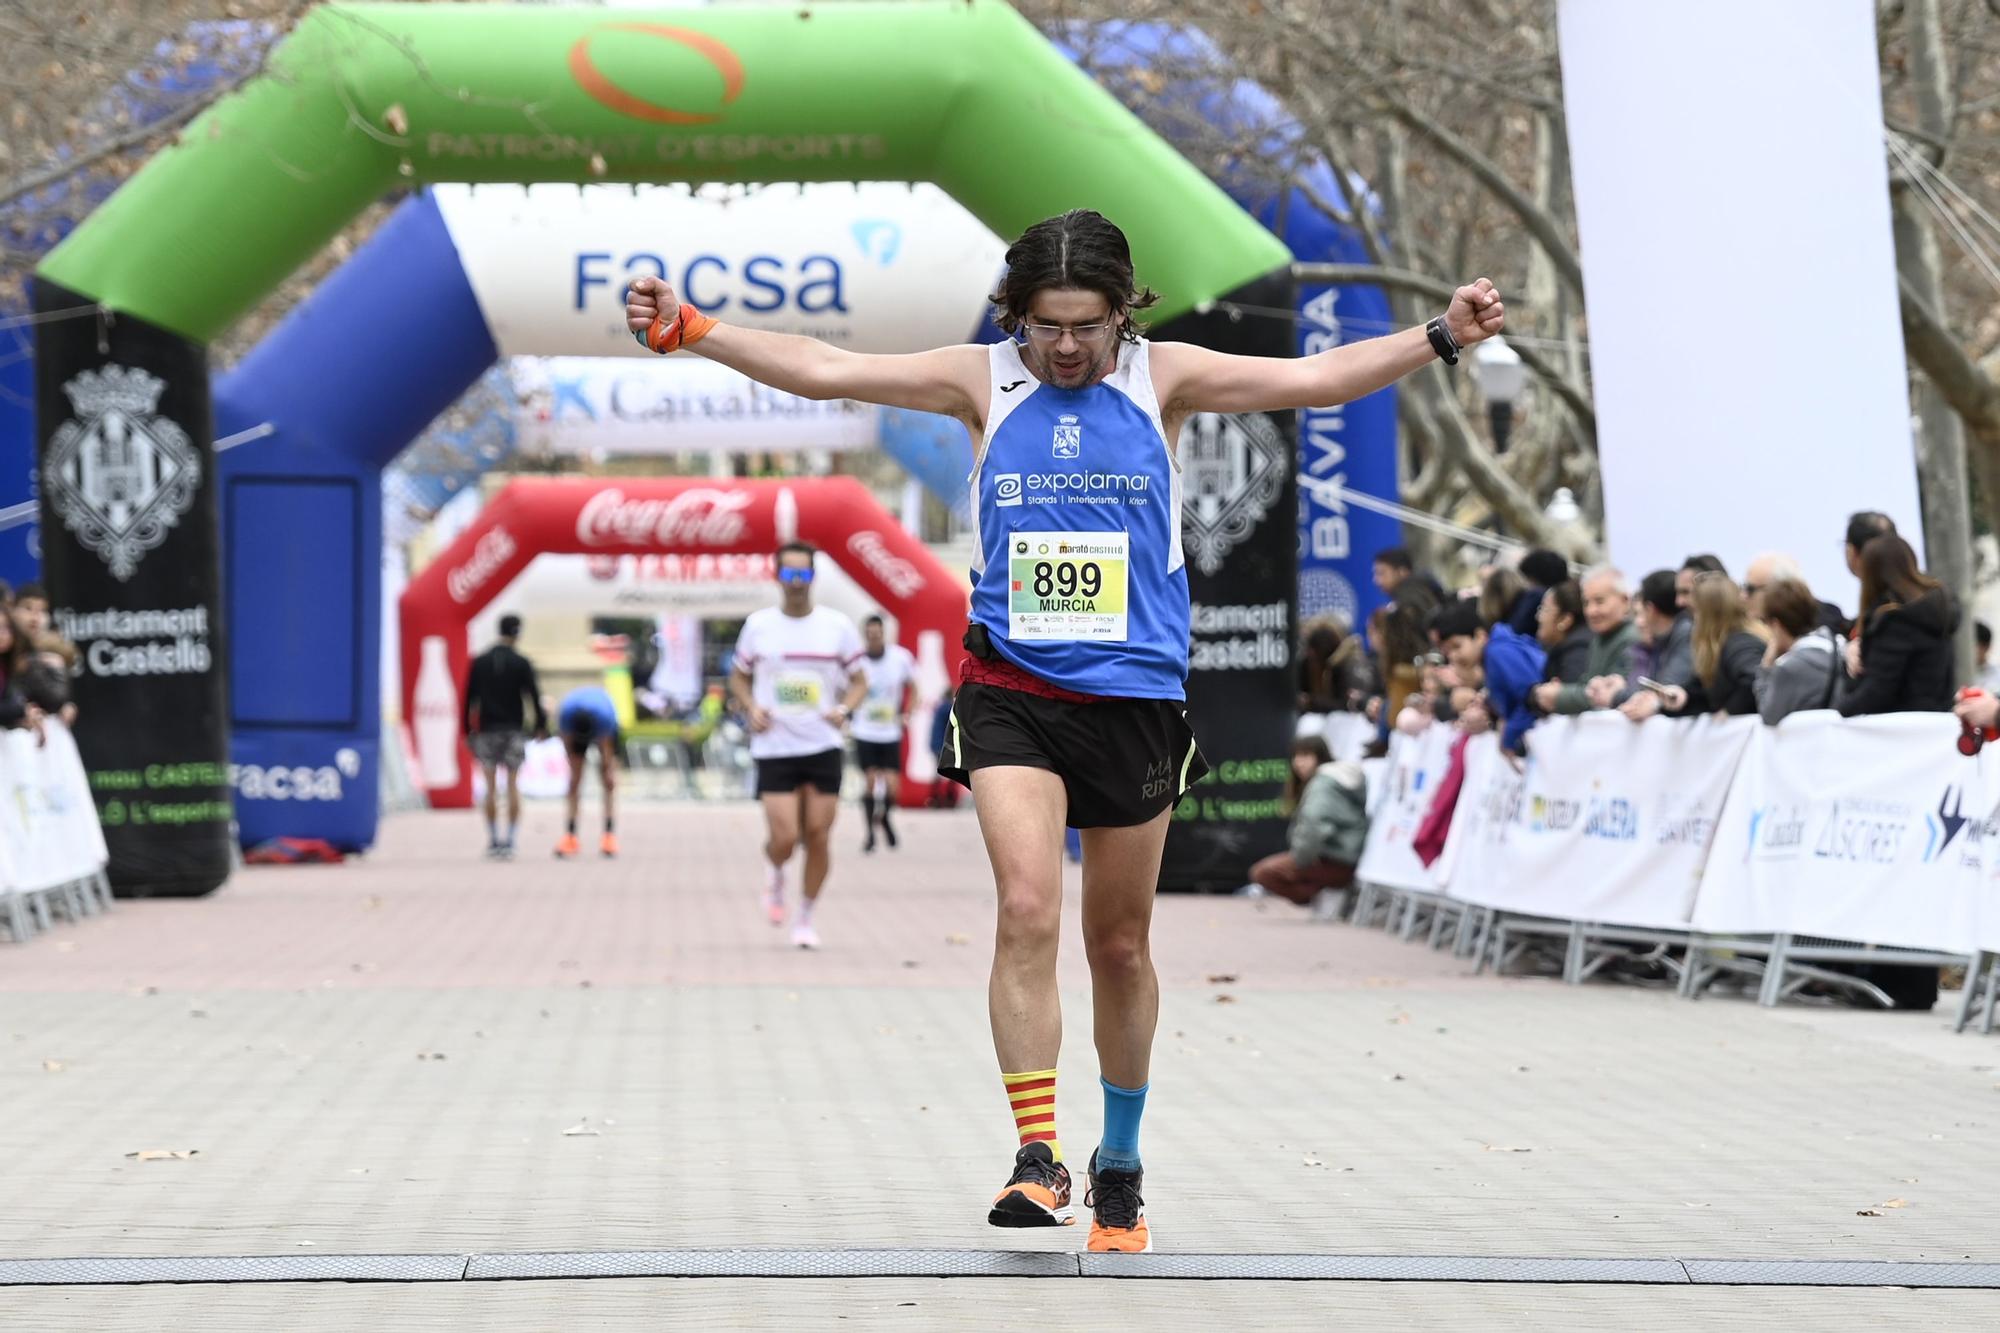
left=628, top=210, right=1502, bottom=1252
left=554, top=683, right=620, bottom=859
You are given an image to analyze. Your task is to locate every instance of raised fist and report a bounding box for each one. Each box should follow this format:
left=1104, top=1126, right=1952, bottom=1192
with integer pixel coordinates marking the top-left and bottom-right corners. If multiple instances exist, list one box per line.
left=1443, top=278, right=1505, bottom=348
left=626, top=275, right=678, bottom=342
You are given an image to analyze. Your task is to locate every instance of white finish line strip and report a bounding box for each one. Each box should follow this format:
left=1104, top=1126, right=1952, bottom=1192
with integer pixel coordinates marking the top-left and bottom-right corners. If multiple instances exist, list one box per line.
left=2, top=1251, right=1997, bottom=1287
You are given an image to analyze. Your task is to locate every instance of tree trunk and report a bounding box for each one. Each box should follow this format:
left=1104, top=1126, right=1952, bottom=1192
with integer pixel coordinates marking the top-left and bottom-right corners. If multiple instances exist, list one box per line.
left=1899, top=0, right=1977, bottom=686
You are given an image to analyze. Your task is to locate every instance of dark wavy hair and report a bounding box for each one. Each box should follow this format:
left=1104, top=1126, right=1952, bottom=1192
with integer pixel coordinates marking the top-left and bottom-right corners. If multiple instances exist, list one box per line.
left=988, top=210, right=1158, bottom=344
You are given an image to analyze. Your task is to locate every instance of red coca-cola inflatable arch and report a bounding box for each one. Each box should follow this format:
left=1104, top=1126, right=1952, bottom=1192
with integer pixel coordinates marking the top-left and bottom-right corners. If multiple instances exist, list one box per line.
left=401, top=476, right=968, bottom=809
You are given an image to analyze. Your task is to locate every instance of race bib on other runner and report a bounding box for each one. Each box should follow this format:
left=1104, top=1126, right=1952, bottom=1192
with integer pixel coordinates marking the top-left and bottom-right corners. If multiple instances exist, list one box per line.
left=774, top=672, right=823, bottom=711
left=1007, top=531, right=1129, bottom=642
left=864, top=700, right=898, bottom=724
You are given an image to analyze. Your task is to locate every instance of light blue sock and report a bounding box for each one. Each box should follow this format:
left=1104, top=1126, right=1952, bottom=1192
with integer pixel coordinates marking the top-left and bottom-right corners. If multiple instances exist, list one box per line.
left=1097, top=1078, right=1148, bottom=1172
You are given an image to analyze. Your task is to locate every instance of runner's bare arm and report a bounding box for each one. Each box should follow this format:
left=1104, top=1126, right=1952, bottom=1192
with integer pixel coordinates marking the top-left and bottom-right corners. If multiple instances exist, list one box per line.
left=1153, top=280, right=1504, bottom=417
left=729, top=663, right=772, bottom=734
left=841, top=669, right=869, bottom=716
left=626, top=276, right=988, bottom=423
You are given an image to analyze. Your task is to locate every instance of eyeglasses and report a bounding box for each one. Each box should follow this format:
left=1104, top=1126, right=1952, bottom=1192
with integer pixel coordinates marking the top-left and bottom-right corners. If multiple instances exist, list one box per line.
left=777, top=567, right=815, bottom=586
left=1020, top=321, right=1113, bottom=347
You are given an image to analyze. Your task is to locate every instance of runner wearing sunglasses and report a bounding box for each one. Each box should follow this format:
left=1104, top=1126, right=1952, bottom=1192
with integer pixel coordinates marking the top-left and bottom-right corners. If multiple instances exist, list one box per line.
left=729, top=541, right=870, bottom=950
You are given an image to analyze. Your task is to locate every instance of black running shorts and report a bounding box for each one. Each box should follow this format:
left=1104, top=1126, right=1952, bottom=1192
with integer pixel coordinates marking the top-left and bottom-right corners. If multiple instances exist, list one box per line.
left=851, top=738, right=904, bottom=771
left=937, top=680, right=1208, bottom=829
left=756, top=748, right=845, bottom=796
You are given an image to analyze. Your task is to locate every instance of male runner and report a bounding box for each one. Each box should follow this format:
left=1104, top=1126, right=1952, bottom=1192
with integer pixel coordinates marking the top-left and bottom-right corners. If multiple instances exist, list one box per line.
left=851, top=614, right=916, bottom=853
left=730, top=543, right=869, bottom=949
left=463, top=613, right=548, bottom=858
left=628, top=210, right=1503, bottom=1251
left=554, top=683, right=620, bottom=859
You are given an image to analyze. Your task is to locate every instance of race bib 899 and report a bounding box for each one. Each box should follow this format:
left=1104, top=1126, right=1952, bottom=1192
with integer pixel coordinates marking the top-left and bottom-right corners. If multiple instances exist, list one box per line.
left=1007, top=531, right=1129, bottom=642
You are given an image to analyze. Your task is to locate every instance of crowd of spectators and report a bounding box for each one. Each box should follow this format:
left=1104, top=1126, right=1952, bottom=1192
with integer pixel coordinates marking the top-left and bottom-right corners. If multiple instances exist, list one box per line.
left=0, top=581, right=79, bottom=741
left=1294, top=511, right=1972, bottom=762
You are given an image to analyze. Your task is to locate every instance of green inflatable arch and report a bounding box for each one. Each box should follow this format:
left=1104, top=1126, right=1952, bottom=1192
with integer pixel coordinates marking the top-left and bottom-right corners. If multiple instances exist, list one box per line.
left=38, top=0, right=1289, bottom=339
left=32, top=0, right=1292, bottom=900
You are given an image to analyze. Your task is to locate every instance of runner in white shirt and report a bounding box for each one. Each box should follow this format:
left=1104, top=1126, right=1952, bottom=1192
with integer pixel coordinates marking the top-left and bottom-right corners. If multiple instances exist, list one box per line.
left=730, top=541, right=868, bottom=949
left=851, top=615, right=917, bottom=853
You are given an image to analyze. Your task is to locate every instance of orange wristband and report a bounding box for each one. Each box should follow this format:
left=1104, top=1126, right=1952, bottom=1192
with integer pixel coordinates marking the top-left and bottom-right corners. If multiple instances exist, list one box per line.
left=640, top=302, right=719, bottom=354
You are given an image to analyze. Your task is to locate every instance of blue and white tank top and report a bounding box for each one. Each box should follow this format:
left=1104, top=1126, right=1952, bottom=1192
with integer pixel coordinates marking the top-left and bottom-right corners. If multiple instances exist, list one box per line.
left=968, top=339, right=1188, bottom=700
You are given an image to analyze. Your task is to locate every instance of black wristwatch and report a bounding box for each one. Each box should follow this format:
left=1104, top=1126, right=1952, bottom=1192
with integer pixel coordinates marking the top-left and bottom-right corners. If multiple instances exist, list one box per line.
left=1425, top=315, right=1460, bottom=366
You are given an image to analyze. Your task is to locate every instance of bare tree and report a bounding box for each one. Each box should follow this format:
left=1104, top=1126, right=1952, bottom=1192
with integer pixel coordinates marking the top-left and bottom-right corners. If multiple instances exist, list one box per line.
left=1029, top=0, right=2000, bottom=586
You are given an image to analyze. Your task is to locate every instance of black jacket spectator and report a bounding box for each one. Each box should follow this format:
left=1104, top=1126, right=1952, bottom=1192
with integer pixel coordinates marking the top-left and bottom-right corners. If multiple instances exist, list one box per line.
left=1837, top=535, right=1956, bottom=717
left=1677, top=631, right=1766, bottom=716
left=1666, top=574, right=1767, bottom=717
left=1544, top=626, right=1592, bottom=684
left=1534, top=579, right=1591, bottom=684
left=1838, top=588, right=1957, bottom=715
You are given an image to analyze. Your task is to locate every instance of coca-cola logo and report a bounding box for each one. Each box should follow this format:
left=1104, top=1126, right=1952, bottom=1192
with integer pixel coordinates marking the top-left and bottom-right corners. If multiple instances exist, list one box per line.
left=847, top=530, right=925, bottom=599
left=447, top=525, right=518, bottom=603
left=577, top=487, right=753, bottom=549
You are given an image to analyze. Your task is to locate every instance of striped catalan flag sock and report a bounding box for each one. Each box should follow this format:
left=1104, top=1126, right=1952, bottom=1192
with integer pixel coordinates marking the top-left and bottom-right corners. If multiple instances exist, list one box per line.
left=1002, top=1069, right=1063, bottom=1164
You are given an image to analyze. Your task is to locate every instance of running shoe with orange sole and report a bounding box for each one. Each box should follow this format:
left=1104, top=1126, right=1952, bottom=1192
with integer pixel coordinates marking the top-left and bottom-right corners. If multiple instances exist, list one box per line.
left=987, top=1142, right=1074, bottom=1228
left=554, top=833, right=580, bottom=859
left=600, top=832, right=619, bottom=858
left=1084, top=1150, right=1152, bottom=1252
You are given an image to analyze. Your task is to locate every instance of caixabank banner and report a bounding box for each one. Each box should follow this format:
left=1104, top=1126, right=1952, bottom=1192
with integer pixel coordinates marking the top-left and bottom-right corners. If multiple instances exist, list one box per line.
left=1156, top=272, right=1298, bottom=892
left=33, top=280, right=231, bottom=897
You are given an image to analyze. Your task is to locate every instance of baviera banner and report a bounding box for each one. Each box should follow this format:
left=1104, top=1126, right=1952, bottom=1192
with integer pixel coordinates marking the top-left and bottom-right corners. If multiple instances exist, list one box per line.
left=32, top=281, right=231, bottom=897
left=1155, top=271, right=1298, bottom=892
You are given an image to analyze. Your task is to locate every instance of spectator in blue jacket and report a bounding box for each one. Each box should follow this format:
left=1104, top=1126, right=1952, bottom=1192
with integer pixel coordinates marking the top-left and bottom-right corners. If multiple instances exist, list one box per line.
left=1433, top=598, right=1547, bottom=755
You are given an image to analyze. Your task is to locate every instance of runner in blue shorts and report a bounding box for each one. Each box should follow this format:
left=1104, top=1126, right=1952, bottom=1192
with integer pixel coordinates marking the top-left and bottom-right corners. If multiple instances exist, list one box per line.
left=555, top=684, right=620, bottom=859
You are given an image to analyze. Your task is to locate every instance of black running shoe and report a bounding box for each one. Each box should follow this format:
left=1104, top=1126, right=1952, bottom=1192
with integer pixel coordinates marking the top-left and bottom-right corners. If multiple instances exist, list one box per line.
left=987, top=1141, right=1074, bottom=1228
left=1085, top=1149, right=1151, bottom=1252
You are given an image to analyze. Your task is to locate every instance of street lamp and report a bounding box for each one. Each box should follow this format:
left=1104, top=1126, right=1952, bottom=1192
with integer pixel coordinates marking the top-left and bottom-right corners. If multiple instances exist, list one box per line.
left=1471, top=335, right=1527, bottom=454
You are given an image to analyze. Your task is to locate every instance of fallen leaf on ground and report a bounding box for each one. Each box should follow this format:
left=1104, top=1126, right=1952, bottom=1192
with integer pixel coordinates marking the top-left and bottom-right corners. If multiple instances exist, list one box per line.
left=42, top=1060, right=64, bottom=1073
left=1206, top=974, right=1238, bottom=985
left=562, top=1121, right=601, bottom=1137
left=1213, top=994, right=1236, bottom=1004
left=1883, top=1198, right=1909, bottom=1209
left=1856, top=1209, right=1884, bottom=1217
left=1481, top=1144, right=1531, bottom=1153
left=1302, top=1154, right=1325, bottom=1168
left=126, top=1150, right=198, bottom=1161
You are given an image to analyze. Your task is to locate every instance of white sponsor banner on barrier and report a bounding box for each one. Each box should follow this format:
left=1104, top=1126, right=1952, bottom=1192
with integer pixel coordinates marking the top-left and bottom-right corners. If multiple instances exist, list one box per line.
left=1691, top=713, right=1988, bottom=953
left=510, top=356, right=878, bottom=457
left=0, top=721, right=108, bottom=894
left=1449, top=714, right=1753, bottom=929
left=1355, top=725, right=1454, bottom=892
left=433, top=183, right=1006, bottom=357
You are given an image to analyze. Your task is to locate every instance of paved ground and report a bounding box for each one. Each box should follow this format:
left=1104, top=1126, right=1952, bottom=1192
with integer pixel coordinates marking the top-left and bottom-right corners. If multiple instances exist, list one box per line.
left=3, top=801, right=1997, bottom=1329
